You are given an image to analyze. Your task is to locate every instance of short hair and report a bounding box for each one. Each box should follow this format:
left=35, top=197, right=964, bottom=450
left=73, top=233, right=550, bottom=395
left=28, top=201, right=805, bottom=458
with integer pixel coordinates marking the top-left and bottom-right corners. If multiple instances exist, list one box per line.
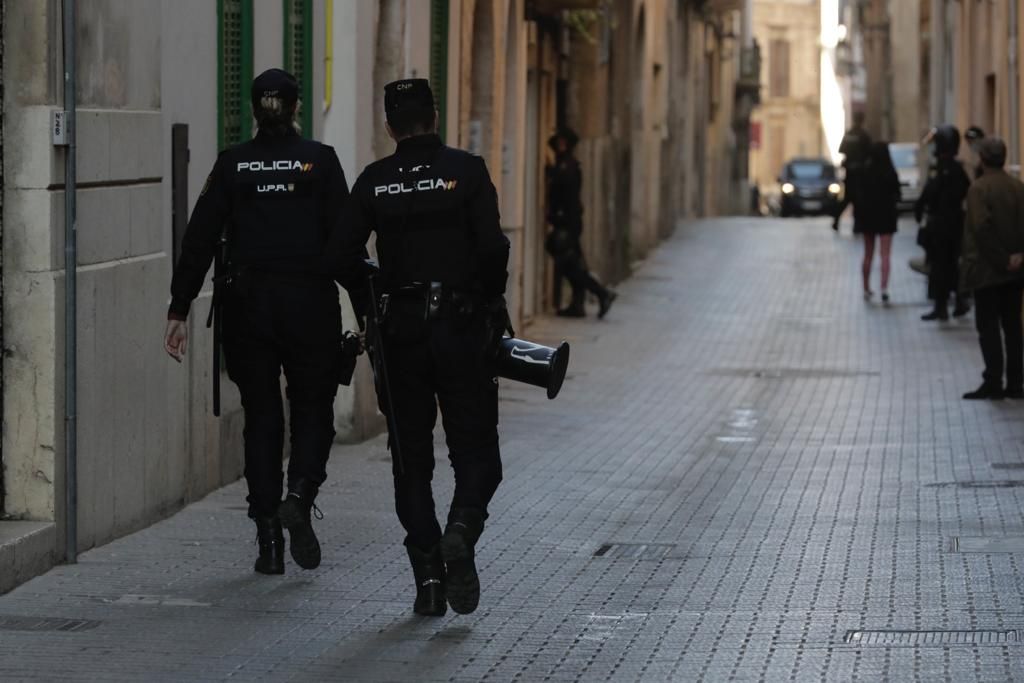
left=387, top=106, right=436, bottom=139
left=979, top=137, right=1008, bottom=168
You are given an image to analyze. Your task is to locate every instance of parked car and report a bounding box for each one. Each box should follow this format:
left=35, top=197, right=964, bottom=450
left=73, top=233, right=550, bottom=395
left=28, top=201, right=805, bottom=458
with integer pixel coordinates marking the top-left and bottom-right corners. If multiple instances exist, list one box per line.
left=888, top=142, right=921, bottom=212
left=778, top=158, right=842, bottom=217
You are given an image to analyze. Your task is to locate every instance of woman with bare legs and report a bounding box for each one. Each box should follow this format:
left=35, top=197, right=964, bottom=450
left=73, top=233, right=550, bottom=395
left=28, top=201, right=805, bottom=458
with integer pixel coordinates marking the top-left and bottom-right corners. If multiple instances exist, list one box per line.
left=853, top=141, right=901, bottom=302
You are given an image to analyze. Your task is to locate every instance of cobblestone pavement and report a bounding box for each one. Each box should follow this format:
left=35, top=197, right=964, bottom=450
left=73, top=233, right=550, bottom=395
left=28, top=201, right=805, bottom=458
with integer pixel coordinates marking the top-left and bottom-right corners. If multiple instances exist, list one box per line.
left=4, top=217, right=1024, bottom=681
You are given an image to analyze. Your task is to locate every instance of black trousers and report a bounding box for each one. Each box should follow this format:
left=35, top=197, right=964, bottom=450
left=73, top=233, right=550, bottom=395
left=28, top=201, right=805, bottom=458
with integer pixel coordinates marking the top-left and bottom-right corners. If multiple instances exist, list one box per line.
left=379, top=313, right=502, bottom=552
left=974, top=281, right=1024, bottom=390
left=550, top=221, right=606, bottom=308
left=927, top=226, right=962, bottom=307
left=222, top=274, right=341, bottom=517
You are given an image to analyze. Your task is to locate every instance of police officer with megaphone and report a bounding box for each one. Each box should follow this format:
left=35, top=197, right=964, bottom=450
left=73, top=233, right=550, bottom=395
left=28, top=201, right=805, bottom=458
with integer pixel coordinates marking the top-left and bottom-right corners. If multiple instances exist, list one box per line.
left=328, top=79, right=516, bottom=618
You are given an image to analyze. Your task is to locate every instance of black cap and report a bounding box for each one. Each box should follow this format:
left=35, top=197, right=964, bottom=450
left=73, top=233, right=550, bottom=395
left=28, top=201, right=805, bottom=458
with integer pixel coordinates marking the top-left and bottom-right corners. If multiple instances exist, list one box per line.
left=384, top=79, right=435, bottom=116
left=251, top=69, right=299, bottom=110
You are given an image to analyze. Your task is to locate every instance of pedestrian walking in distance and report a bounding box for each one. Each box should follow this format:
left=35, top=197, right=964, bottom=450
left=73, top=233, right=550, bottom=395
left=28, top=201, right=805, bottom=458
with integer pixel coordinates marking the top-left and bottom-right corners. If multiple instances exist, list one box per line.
left=833, top=111, right=872, bottom=232
left=915, top=125, right=971, bottom=321
left=164, top=69, right=350, bottom=575
left=854, top=142, right=901, bottom=302
left=327, top=79, right=510, bottom=617
left=960, top=137, right=1024, bottom=400
left=544, top=128, right=617, bottom=318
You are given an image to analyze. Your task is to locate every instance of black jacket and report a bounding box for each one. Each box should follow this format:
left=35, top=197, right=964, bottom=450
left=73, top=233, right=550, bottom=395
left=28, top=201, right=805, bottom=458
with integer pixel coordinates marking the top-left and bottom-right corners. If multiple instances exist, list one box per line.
left=546, top=154, right=583, bottom=229
left=839, top=126, right=872, bottom=169
left=327, top=134, right=509, bottom=301
left=914, top=156, right=970, bottom=232
left=169, top=129, right=349, bottom=318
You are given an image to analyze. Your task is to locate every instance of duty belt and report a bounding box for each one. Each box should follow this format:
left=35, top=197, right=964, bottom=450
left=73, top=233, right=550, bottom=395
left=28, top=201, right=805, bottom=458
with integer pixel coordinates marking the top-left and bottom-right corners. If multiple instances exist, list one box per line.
left=382, top=282, right=478, bottom=321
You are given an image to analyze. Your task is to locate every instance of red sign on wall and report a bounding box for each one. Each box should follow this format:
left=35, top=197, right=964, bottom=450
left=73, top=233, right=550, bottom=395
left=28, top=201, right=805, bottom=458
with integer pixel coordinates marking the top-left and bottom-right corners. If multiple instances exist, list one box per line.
left=750, top=121, right=762, bottom=150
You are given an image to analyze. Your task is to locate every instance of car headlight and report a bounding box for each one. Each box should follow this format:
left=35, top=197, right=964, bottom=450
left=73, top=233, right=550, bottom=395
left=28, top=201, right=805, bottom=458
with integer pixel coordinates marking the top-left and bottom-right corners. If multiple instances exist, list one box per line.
left=781, top=183, right=795, bottom=194
left=828, top=183, right=841, bottom=194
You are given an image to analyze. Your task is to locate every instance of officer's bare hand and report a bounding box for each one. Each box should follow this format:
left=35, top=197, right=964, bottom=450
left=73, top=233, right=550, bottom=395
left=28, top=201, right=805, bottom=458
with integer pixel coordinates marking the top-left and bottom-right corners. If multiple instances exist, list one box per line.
left=164, top=320, right=188, bottom=362
left=1010, top=253, right=1024, bottom=272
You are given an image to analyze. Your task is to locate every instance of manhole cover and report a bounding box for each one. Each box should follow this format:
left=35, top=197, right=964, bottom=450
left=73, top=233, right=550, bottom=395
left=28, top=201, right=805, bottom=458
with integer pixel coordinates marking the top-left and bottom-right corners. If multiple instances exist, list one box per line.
left=951, top=537, right=1024, bottom=553
left=593, top=543, right=675, bottom=560
left=845, top=630, right=1019, bottom=646
left=0, top=616, right=101, bottom=632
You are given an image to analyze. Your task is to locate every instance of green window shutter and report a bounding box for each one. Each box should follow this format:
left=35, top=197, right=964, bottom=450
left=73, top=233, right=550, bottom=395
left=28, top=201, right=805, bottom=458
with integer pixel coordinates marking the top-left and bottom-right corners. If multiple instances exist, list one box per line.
left=284, top=0, right=314, bottom=137
left=430, top=0, right=449, bottom=143
left=218, top=0, right=254, bottom=150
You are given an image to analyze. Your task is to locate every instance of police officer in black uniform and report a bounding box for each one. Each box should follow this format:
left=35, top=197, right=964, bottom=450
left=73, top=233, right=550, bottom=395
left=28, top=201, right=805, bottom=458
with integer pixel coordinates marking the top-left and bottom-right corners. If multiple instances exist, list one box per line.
left=164, top=69, right=349, bottom=575
left=327, top=79, right=509, bottom=617
left=833, top=111, right=872, bottom=232
left=545, top=128, right=616, bottom=318
left=915, top=124, right=971, bottom=321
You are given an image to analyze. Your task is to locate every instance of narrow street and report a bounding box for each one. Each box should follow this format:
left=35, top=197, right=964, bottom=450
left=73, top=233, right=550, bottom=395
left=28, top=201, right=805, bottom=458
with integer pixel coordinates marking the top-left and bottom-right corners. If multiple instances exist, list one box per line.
left=3, top=217, right=1024, bottom=681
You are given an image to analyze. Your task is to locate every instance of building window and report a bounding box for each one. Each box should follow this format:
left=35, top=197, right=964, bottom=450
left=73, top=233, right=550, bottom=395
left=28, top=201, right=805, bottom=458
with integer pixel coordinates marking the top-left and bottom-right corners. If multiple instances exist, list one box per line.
left=769, top=39, right=790, bottom=99
left=284, top=0, right=313, bottom=137
left=218, top=0, right=254, bottom=149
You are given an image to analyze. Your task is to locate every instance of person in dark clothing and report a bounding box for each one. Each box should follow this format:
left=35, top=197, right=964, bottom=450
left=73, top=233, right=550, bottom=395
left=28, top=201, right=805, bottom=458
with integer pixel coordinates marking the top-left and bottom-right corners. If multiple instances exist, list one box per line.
left=914, top=125, right=971, bottom=321
left=853, top=141, right=901, bottom=302
left=326, top=79, right=510, bottom=618
left=545, top=129, right=617, bottom=318
left=833, top=111, right=872, bottom=232
left=164, top=69, right=349, bottom=575
left=960, top=138, right=1024, bottom=400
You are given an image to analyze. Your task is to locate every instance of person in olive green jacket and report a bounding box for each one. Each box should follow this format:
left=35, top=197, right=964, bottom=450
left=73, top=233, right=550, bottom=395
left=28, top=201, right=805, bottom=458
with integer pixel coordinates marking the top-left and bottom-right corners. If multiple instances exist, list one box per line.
left=961, top=137, right=1024, bottom=400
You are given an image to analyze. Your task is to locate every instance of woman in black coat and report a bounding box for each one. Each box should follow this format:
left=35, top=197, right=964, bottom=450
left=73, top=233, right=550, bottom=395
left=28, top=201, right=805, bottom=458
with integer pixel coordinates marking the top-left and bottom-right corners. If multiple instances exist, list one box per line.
left=853, top=141, right=902, bottom=302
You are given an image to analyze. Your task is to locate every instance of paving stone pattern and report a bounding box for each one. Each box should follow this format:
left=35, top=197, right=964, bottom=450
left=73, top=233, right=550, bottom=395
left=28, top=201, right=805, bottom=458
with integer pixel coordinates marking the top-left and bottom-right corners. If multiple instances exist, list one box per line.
left=3, top=218, right=1024, bottom=681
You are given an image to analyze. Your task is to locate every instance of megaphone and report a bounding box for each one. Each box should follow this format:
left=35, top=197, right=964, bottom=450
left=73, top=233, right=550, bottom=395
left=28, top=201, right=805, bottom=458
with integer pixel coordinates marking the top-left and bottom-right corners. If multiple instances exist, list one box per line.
left=495, top=337, right=571, bottom=399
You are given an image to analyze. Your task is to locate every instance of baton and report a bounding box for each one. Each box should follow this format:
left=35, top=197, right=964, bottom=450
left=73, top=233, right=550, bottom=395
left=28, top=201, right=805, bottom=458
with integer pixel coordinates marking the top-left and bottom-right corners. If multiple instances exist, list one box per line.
left=366, top=272, right=404, bottom=475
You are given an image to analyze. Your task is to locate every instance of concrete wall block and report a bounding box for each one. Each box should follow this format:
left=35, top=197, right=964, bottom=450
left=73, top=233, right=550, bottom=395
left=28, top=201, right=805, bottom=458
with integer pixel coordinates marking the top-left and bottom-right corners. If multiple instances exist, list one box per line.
left=107, top=110, right=163, bottom=181
left=0, top=522, right=57, bottom=595
left=110, top=263, right=149, bottom=532
left=129, top=184, right=164, bottom=257
left=3, top=189, right=58, bottom=273
left=76, top=110, right=113, bottom=184
left=5, top=106, right=61, bottom=189
left=76, top=186, right=131, bottom=266
left=79, top=266, right=117, bottom=546
left=2, top=272, right=58, bottom=520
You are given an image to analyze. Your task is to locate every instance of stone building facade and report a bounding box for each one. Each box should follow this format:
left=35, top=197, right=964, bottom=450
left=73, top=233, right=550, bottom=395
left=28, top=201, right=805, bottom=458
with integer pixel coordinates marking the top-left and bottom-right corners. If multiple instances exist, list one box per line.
left=0, top=0, right=754, bottom=592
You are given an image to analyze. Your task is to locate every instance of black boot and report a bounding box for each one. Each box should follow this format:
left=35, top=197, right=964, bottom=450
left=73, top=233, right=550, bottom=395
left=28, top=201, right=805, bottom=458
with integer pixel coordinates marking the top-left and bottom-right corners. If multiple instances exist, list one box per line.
left=922, top=306, right=949, bottom=321
left=963, top=383, right=1005, bottom=400
left=277, top=480, right=321, bottom=570
left=598, top=290, right=617, bottom=319
left=440, top=508, right=484, bottom=615
left=253, top=515, right=285, bottom=575
left=407, top=545, right=447, bottom=617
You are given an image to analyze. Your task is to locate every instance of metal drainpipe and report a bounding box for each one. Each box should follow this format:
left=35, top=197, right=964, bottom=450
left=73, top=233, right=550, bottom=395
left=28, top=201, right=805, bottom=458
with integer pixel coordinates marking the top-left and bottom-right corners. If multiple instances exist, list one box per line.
left=62, top=0, right=78, bottom=564
left=1009, top=0, right=1020, bottom=173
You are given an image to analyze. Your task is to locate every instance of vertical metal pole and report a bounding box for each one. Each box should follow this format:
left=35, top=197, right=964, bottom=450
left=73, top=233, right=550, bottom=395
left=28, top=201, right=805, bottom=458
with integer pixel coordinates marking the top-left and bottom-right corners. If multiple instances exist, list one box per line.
left=63, top=0, right=78, bottom=564
left=1009, top=0, right=1020, bottom=171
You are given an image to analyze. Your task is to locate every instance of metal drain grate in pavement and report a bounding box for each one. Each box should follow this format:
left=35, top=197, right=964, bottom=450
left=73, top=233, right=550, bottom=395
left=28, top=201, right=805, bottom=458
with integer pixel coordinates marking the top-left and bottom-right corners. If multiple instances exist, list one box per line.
left=845, top=630, right=1019, bottom=646
left=951, top=537, right=1024, bottom=553
left=593, top=543, right=675, bottom=560
left=708, top=367, right=880, bottom=379
left=927, top=480, right=1024, bottom=489
left=0, top=616, right=101, bottom=632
